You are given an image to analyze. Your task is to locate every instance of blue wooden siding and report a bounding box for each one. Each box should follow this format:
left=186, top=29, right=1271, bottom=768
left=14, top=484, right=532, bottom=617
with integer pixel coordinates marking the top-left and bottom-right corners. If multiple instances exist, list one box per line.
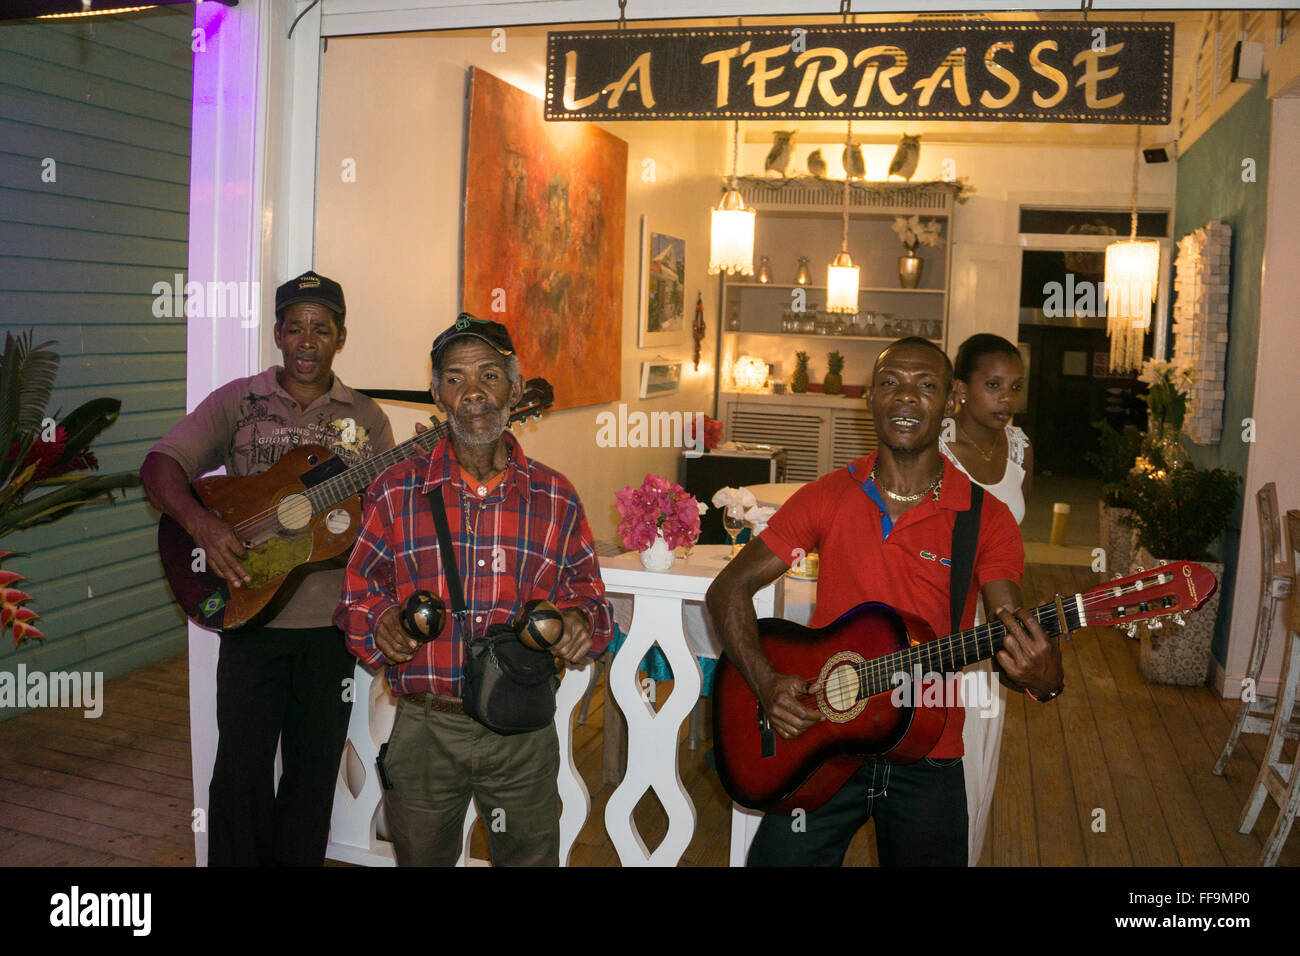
left=0, top=6, right=193, bottom=719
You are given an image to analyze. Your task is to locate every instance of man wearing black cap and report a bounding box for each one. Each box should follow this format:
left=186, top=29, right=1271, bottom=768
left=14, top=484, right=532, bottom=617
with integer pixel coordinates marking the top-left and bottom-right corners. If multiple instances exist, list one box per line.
left=337, top=313, right=613, bottom=866
left=142, top=270, right=394, bottom=866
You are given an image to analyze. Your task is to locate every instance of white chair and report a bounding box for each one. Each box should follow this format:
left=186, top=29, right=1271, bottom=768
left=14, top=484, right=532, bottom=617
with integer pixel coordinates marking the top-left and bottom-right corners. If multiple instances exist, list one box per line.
left=1238, top=509, right=1300, bottom=865
left=1214, top=483, right=1298, bottom=774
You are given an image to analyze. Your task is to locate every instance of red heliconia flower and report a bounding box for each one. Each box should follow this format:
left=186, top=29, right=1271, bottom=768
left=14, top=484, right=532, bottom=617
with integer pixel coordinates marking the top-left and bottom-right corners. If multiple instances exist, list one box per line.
left=4, top=603, right=37, bottom=625
left=1, top=586, right=32, bottom=606
left=12, top=617, right=45, bottom=645
left=0, top=569, right=25, bottom=587
left=4, top=426, right=98, bottom=482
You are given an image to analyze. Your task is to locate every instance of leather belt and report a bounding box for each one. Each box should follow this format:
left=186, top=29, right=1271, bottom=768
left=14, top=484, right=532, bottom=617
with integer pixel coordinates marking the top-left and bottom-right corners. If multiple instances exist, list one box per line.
left=403, top=692, right=464, bottom=715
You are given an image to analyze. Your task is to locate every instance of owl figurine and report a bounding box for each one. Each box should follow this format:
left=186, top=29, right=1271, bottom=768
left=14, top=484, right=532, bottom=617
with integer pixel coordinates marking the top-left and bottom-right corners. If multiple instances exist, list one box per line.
left=841, top=141, right=865, bottom=180
left=888, top=134, right=921, bottom=181
left=765, top=130, right=797, bottom=177
left=807, top=149, right=827, bottom=178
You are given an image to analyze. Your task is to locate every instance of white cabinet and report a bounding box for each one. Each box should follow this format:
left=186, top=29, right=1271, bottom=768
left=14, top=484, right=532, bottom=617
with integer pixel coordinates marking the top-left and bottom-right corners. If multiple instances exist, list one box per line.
left=719, top=392, right=877, bottom=481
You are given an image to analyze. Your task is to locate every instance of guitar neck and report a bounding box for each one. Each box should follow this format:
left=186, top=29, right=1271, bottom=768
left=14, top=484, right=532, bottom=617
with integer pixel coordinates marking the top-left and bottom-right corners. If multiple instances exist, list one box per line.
left=303, top=422, right=448, bottom=513
left=858, top=595, right=1083, bottom=697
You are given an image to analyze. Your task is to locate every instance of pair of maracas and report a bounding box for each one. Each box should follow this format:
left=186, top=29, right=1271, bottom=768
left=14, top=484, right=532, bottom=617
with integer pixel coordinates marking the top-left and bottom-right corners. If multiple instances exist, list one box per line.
left=398, top=590, right=565, bottom=652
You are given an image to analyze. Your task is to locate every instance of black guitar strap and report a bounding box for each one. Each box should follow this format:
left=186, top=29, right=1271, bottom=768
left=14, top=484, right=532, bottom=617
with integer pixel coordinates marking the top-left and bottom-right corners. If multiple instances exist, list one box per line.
left=428, top=487, right=469, bottom=639
left=949, top=484, right=984, bottom=634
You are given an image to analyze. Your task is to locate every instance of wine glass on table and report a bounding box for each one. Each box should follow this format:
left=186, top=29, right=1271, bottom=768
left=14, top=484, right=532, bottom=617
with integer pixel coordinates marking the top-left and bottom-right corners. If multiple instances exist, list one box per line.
left=723, top=507, right=747, bottom=560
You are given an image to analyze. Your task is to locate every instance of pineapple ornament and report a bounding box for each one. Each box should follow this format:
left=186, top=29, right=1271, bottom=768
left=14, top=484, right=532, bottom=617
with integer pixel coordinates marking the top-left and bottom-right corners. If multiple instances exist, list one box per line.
left=823, top=351, right=844, bottom=395
left=791, top=351, right=810, bottom=393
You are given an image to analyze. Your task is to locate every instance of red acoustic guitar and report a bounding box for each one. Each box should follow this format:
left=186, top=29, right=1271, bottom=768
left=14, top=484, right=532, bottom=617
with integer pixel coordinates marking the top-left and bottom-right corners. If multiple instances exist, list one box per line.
left=712, top=561, right=1218, bottom=813
left=158, top=378, right=553, bottom=631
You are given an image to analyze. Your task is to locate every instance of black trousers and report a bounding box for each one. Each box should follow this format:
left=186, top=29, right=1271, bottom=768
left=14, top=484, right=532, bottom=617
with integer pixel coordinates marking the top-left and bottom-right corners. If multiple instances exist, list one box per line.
left=746, top=757, right=969, bottom=867
left=208, top=625, right=355, bottom=866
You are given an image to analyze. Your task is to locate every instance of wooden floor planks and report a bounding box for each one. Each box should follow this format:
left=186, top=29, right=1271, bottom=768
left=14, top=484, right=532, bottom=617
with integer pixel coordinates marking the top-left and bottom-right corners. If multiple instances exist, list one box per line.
left=1, top=565, right=1296, bottom=867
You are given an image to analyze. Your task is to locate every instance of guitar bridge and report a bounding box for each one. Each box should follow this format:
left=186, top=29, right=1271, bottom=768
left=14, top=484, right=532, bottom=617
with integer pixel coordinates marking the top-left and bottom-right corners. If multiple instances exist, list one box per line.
left=757, top=707, right=775, bottom=759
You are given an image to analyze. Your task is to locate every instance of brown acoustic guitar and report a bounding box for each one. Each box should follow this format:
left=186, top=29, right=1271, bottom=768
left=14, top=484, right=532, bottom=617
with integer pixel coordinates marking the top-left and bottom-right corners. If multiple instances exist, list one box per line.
left=158, top=378, right=554, bottom=631
left=712, top=561, right=1219, bottom=814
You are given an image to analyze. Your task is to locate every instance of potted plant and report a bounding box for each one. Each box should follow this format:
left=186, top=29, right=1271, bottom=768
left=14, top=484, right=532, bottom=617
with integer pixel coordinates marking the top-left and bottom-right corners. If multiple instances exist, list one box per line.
left=1119, top=458, right=1240, bottom=685
left=1136, top=358, right=1193, bottom=474
left=1085, top=419, right=1143, bottom=577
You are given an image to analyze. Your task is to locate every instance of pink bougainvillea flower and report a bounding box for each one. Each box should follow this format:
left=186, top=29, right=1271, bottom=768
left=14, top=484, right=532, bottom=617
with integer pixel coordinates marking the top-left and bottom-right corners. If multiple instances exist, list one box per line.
left=615, top=474, right=704, bottom=552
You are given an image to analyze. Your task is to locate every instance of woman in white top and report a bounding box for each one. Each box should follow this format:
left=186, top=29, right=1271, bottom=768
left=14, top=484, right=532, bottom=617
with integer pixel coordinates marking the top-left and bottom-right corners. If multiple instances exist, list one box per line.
left=938, top=333, right=1032, bottom=866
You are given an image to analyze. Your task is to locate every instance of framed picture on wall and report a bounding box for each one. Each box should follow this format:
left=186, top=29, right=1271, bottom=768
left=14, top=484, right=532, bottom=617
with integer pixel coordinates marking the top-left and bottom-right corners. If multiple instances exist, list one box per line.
left=639, top=360, right=682, bottom=399
left=638, top=217, right=687, bottom=349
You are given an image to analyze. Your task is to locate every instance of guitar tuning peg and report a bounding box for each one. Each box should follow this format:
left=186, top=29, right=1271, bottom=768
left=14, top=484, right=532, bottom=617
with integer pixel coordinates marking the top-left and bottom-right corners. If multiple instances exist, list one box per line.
left=1172, top=612, right=1186, bottom=627
left=1112, top=573, right=1125, bottom=581
left=1134, top=565, right=1145, bottom=573
left=1148, top=617, right=1164, bottom=632
left=1121, top=622, right=1138, bottom=639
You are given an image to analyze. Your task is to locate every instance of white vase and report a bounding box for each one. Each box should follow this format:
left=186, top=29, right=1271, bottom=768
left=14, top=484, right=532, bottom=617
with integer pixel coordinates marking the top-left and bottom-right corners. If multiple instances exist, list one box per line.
left=639, top=532, right=675, bottom=571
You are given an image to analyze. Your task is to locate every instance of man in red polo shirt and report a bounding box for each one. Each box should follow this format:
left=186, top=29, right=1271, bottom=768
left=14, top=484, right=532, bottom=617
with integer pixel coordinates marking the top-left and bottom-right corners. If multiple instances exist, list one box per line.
left=706, top=337, right=1064, bottom=866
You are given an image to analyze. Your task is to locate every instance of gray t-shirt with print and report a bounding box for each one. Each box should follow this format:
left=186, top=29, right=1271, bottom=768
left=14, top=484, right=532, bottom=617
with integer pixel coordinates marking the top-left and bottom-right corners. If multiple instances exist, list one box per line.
left=150, top=366, right=395, bottom=628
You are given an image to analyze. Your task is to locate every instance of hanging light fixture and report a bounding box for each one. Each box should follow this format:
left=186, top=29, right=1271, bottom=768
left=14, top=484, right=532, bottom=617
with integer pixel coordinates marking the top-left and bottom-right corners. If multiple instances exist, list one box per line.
left=826, top=116, right=860, bottom=315
left=1104, top=126, right=1160, bottom=373
left=826, top=2, right=859, bottom=315
left=708, top=119, right=756, bottom=277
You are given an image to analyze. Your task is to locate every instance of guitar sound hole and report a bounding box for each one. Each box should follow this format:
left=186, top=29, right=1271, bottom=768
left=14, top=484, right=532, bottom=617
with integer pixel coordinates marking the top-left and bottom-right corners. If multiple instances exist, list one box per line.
left=824, top=663, right=860, bottom=713
left=817, top=650, right=869, bottom=723
left=275, top=493, right=313, bottom=532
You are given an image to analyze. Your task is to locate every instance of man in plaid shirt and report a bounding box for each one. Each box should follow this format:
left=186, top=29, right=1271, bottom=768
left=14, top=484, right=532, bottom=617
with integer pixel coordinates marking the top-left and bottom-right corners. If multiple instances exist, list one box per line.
left=336, top=314, right=612, bottom=866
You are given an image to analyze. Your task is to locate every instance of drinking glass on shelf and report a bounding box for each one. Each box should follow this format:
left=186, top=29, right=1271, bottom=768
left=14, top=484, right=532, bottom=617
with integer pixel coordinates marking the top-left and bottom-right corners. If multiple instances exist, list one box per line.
left=723, top=508, right=748, bottom=559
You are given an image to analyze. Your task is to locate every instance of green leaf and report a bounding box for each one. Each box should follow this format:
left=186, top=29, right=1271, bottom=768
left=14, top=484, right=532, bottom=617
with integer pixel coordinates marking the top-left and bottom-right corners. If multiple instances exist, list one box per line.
left=0, top=472, right=140, bottom=537
left=53, top=397, right=122, bottom=468
left=0, top=460, right=39, bottom=511
left=0, top=332, right=59, bottom=475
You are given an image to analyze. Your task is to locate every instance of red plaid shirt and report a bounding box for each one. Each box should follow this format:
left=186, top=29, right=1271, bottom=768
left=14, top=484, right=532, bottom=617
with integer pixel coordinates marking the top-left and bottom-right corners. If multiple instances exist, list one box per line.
left=335, top=431, right=613, bottom=697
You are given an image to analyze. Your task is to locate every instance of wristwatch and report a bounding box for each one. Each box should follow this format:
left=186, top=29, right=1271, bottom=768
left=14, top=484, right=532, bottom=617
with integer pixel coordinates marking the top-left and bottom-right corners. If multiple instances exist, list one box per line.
left=1027, top=682, right=1065, bottom=703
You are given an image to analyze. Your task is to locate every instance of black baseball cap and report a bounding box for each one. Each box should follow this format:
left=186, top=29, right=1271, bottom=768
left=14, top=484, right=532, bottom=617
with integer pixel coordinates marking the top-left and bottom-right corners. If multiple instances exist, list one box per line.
left=430, top=313, right=516, bottom=370
left=275, top=270, right=346, bottom=320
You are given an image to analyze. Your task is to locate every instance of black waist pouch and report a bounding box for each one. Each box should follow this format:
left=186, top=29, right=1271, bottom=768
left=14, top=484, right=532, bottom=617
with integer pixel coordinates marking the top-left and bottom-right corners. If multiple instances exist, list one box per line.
left=461, top=624, right=559, bottom=735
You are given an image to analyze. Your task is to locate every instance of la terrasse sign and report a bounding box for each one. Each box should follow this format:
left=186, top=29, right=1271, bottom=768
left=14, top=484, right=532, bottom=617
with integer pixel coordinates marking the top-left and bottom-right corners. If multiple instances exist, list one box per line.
left=545, top=23, right=1173, bottom=124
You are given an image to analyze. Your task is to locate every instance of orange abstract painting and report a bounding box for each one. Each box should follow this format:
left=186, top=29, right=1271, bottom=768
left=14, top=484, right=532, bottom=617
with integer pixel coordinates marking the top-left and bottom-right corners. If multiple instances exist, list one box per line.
left=462, top=67, right=627, bottom=411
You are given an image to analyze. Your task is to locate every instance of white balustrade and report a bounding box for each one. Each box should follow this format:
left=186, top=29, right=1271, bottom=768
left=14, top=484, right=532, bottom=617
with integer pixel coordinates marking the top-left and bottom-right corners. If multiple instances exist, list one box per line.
left=327, top=655, right=593, bottom=867
left=600, top=545, right=782, bottom=866
left=326, top=544, right=789, bottom=867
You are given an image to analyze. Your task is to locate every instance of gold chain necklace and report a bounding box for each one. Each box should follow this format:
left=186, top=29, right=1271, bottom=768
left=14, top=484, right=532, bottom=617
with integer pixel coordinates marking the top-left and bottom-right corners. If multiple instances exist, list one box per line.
left=958, top=421, right=999, bottom=462
left=871, top=462, right=943, bottom=503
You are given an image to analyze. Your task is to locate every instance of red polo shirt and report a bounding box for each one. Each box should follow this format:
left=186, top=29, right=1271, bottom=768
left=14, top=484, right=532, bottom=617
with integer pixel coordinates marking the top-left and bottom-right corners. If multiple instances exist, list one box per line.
left=760, top=452, right=1024, bottom=757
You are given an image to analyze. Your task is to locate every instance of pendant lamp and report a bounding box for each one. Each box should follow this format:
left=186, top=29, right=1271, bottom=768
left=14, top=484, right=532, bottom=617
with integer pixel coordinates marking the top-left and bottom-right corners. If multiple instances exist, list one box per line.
left=826, top=117, right=860, bottom=315
left=1105, top=126, right=1159, bottom=373
left=708, top=120, right=755, bottom=277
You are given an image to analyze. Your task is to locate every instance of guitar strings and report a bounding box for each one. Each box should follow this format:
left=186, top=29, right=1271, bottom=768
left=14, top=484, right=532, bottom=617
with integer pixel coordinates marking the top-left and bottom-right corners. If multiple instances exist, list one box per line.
left=843, top=575, right=1181, bottom=700
left=221, top=423, right=448, bottom=542
left=218, top=388, right=547, bottom=543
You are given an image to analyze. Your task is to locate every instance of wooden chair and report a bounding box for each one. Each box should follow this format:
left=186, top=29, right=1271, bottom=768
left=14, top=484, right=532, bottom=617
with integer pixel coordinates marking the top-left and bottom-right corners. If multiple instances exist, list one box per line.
left=1238, top=509, right=1300, bottom=865
left=1214, top=483, right=1298, bottom=774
